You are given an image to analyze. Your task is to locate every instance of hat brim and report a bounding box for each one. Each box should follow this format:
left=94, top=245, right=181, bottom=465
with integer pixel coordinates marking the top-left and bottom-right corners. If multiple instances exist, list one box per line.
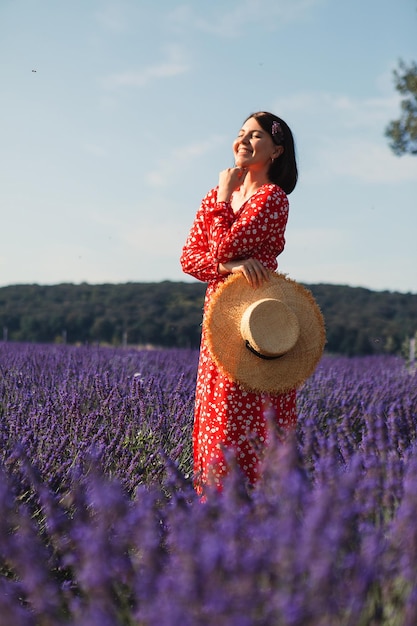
left=205, top=272, right=326, bottom=394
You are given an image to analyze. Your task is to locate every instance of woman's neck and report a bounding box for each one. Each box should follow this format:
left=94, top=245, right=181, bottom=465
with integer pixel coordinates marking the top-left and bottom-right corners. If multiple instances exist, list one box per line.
left=230, top=172, right=269, bottom=214
left=239, top=171, right=269, bottom=197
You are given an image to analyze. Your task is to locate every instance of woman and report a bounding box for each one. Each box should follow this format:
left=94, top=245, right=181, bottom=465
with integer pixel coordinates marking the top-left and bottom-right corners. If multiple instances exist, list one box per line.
left=180, top=111, right=298, bottom=492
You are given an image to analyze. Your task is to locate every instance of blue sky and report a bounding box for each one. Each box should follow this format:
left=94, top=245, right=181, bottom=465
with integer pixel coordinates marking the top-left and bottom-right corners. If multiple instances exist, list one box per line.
left=1, top=0, right=416, bottom=293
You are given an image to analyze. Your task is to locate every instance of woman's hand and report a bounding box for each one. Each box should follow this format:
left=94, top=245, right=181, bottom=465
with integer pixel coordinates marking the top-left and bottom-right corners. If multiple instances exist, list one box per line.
left=217, top=167, right=247, bottom=203
left=218, top=258, right=270, bottom=288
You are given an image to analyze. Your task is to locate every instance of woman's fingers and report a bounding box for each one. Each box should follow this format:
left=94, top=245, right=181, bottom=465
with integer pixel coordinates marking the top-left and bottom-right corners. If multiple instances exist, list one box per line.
left=221, top=259, right=270, bottom=288
left=218, top=167, right=247, bottom=200
left=243, top=259, right=270, bottom=288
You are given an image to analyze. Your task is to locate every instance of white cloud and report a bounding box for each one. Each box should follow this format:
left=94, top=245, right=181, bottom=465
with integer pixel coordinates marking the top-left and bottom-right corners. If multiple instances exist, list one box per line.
left=313, top=138, right=417, bottom=184
left=95, top=4, right=129, bottom=32
left=145, top=135, right=225, bottom=187
left=275, top=89, right=401, bottom=133
left=273, top=86, right=417, bottom=184
left=168, top=0, right=324, bottom=38
left=101, top=45, right=190, bottom=89
left=332, top=94, right=401, bottom=130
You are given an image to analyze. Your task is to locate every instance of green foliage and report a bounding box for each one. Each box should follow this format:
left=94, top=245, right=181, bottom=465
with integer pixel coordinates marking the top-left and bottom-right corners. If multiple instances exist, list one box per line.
left=0, top=281, right=206, bottom=349
left=386, top=59, right=417, bottom=156
left=309, top=283, right=417, bottom=356
left=0, top=280, right=416, bottom=356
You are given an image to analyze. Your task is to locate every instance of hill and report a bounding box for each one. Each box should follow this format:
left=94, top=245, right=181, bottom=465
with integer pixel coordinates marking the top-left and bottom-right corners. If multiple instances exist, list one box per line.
left=0, top=281, right=416, bottom=356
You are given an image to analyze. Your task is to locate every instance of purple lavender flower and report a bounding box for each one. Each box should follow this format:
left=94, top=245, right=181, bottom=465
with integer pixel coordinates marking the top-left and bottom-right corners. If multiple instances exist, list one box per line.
left=0, top=342, right=416, bottom=623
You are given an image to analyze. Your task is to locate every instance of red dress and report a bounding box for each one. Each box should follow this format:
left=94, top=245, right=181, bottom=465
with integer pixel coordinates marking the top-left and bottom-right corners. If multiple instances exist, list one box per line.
left=180, top=183, right=297, bottom=491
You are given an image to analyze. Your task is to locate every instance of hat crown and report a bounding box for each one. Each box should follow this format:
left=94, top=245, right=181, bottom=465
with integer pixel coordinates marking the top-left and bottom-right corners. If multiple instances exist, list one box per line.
left=240, top=298, right=300, bottom=358
left=206, top=272, right=326, bottom=394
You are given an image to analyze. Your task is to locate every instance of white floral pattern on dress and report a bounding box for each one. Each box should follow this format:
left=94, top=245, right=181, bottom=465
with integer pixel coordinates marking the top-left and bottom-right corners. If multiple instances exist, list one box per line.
left=181, top=183, right=297, bottom=491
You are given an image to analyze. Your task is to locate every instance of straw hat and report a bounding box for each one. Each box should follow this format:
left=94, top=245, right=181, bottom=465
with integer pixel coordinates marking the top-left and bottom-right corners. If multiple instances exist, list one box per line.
left=205, top=272, right=326, bottom=394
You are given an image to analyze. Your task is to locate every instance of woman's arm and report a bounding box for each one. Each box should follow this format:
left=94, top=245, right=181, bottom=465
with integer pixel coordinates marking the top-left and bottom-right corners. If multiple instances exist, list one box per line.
left=181, top=184, right=289, bottom=285
left=180, top=194, right=224, bottom=282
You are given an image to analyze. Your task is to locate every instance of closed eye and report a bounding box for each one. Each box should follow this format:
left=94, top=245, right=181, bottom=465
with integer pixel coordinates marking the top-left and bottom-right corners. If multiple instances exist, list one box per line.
left=237, top=131, right=264, bottom=140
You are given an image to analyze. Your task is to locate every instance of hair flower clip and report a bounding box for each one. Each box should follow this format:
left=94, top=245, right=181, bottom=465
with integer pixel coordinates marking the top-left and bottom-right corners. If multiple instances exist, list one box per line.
left=271, top=120, right=284, bottom=144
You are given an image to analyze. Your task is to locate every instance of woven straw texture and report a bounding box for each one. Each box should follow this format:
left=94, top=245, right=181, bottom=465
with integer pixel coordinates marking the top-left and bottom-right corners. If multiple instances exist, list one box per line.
left=205, top=272, right=326, bottom=394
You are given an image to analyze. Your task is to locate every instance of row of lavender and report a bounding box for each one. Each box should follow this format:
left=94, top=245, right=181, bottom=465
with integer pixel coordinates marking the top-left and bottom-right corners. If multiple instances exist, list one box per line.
left=0, top=342, right=416, bottom=625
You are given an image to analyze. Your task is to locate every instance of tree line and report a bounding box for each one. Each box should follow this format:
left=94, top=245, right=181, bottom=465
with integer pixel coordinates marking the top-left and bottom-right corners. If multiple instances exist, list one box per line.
left=0, top=281, right=416, bottom=356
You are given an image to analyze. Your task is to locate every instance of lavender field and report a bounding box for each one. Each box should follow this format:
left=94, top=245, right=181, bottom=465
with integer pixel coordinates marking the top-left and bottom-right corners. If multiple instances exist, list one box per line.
left=0, top=342, right=417, bottom=625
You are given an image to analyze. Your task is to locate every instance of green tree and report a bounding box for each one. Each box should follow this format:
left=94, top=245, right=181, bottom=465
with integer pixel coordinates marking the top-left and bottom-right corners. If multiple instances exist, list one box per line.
left=385, top=59, right=417, bottom=155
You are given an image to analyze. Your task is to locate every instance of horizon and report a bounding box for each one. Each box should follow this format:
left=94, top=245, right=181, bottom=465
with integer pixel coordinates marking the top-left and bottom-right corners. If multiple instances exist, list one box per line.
left=1, top=277, right=415, bottom=296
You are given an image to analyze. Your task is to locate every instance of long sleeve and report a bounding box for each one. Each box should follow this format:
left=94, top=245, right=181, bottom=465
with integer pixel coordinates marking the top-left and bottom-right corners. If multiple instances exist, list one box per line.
left=180, top=194, right=224, bottom=282
left=180, top=184, right=289, bottom=282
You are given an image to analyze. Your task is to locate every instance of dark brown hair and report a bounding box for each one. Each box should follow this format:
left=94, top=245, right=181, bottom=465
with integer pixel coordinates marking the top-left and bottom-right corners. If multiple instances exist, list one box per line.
left=244, top=111, right=298, bottom=194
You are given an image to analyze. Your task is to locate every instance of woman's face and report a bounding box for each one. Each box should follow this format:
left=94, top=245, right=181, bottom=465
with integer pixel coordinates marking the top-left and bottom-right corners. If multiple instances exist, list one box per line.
left=233, top=118, right=282, bottom=171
